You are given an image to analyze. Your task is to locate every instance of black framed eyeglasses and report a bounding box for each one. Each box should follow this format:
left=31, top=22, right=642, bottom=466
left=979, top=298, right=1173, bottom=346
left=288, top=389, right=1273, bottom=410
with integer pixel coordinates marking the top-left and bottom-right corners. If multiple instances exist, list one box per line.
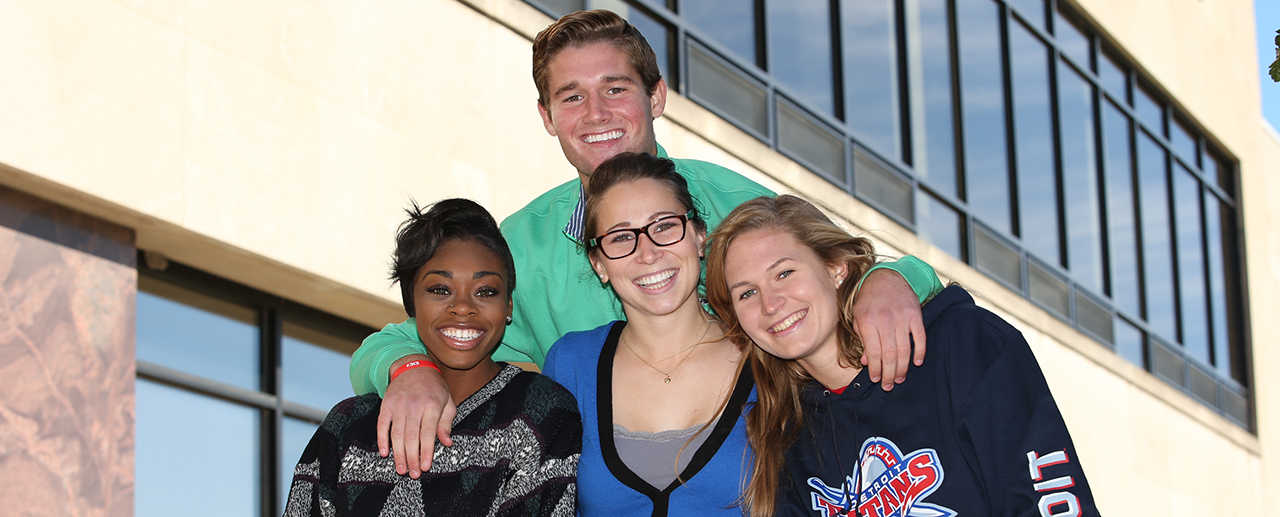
left=587, top=211, right=693, bottom=260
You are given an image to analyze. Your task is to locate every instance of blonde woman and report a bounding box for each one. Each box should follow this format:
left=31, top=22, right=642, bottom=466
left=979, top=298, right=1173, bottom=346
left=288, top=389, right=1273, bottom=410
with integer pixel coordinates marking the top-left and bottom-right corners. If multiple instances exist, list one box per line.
left=705, top=195, right=1098, bottom=517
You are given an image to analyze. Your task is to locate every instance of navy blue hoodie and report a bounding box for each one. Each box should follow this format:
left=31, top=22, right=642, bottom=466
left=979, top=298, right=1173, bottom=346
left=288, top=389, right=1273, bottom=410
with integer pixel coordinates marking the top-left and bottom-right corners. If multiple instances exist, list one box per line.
left=774, top=285, right=1098, bottom=517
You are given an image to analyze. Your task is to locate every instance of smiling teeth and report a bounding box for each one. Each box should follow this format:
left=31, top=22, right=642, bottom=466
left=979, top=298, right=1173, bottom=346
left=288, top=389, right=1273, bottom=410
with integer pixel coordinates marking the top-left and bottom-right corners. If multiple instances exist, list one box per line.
left=770, top=310, right=807, bottom=333
left=584, top=129, right=623, bottom=143
left=636, top=269, right=676, bottom=287
left=441, top=328, right=483, bottom=341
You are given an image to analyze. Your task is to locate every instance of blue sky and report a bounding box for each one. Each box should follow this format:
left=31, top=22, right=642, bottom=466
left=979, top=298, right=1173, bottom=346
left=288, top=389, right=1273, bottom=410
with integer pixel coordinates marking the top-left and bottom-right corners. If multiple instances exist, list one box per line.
left=1259, top=1, right=1280, bottom=130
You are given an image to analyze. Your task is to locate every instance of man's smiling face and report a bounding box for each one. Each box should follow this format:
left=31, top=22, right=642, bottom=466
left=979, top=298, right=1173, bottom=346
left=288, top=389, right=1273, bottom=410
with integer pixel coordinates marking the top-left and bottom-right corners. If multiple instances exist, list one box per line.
left=537, top=41, right=667, bottom=185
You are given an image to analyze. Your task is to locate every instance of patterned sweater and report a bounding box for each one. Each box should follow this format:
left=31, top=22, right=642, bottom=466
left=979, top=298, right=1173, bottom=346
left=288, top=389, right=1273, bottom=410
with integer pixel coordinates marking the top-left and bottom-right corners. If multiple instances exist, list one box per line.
left=284, top=364, right=582, bottom=516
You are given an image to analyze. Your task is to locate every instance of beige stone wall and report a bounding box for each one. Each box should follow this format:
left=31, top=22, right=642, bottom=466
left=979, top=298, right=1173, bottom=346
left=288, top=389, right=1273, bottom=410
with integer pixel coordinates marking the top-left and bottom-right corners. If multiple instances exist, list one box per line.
left=0, top=0, right=1276, bottom=514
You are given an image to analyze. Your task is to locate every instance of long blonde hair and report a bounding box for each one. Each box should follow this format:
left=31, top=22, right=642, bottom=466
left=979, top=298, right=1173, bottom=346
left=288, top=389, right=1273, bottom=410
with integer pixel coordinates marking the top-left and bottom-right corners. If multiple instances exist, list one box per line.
left=703, top=195, right=877, bottom=517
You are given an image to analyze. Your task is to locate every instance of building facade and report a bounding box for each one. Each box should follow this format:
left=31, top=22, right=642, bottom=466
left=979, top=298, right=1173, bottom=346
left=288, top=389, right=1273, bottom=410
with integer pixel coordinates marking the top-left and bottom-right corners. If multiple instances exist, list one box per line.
left=0, top=0, right=1276, bottom=514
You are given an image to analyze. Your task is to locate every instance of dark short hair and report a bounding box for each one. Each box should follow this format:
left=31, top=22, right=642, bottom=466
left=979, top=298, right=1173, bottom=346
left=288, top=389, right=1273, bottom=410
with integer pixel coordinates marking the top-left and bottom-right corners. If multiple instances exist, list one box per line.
left=582, top=152, right=706, bottom=250
left=389, top=198, right=516, bottom=317
left=532, top=9, right=663, bottom=109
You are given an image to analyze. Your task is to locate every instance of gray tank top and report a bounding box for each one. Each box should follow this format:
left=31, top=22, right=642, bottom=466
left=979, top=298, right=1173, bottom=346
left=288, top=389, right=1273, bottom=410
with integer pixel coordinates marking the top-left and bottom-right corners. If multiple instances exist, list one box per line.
left=613, top=423, right=713, bottom=489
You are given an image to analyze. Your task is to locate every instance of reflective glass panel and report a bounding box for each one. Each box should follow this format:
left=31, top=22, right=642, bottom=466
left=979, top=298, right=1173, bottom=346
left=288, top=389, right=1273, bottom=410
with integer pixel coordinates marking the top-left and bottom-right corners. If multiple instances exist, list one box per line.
left=1098, top=48, right=1128, bottom=103
left=1114, top=318, right=1144, bottom=368
left=533, top=0, right=585, bottom=18
left=1009, top=0, right=1045, bottom=32
left=917, top=191, right=964, bottom=259
left=280, top=416, right=322, bottom=514
left=137, top=276, right=259, bottom=390
left=957, top=0, right=1011, bottom=234
left=1102, top=101, right=1141, bottom=316
left=136, top=379, right=260, bottom=517
left=610, top=3, right=673, bottom=85
left=1204, top=194, right=1244, bottom=382
left=1173, top=166, right=1209, bottom=363
left=282, top=321, right=356, bottom=411
left=908, top=0, right=958, bottom=195
left=1207, top=150, right=1234, bottom=196
left=843, top=0, right=902, bottom=159
left=767, top=1, right=835, bottom=114
left=1054, top=9, right=1091, bottom=70
left=1134, top=82, right=1164, bottom=136
left=1137, top=131, right=1177, bottom=341
left=682, top=0, right=757, bottom=65
left=1170, top=117, right=1198, bottom=168
left=1010, top=22, right=1059, bottom=263
left=1059, top=63, right=1104, bottom=292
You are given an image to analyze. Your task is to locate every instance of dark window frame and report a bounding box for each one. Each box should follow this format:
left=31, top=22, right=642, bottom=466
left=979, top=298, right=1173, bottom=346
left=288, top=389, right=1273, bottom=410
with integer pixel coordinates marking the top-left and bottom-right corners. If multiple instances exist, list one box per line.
left=136, top=254, right=373, bottom=515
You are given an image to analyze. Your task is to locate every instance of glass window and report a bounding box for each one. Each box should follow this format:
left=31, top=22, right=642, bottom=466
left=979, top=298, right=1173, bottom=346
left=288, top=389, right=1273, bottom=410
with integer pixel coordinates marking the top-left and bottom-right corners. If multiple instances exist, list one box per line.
left=1134, top=82, right=1164, bottom=136
left=1009, top=22, right=1059, bottom=264
left=1098, top=47, right=1128, bottom=103
left=280, top=416, right=321, bottom=514
left=957, top=0, right=1012, bottom=234
left=609, top=2, right=674, bottom=85
left=1114, top=318, right=1145, bottom=368
left=682, top=0, right=757, bottom=66
left=282, top=321, right=356, bottom=411
left=1173, top=166, right=1209, bottom=363
left=1204, top=193, right=1243, bottom=381
left=1137, top=131, right=1177, bottom=341
left=137, top=277, right=259, bottom=390
left=908, top=0, right=959, bottom=196
left=1009, top=0, right=1046, bottom=32
left=842, top=0, right=902, bottom=160
left=1054, top=8, right=1091, bottom=70
left=1170, top=116, right=1198, bottom=168
left=1059, top=63, right=1105, bottom=292
left=1102, top=101, right=1141, bottom=316
left=136, top=379, right=261, bottom=517
left=917, top=191, right=964, bottom=259
left=767, top=1, right=835, bottom=114
left=531, top=0, right=585, bottom=18
left=1206, top=149, right=1234, bottom=196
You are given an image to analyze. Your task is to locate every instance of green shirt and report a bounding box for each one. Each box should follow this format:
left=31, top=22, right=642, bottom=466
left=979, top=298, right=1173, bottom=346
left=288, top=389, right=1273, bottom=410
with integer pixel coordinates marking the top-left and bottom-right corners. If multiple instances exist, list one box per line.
left=350, top=144, right=943, bottom=396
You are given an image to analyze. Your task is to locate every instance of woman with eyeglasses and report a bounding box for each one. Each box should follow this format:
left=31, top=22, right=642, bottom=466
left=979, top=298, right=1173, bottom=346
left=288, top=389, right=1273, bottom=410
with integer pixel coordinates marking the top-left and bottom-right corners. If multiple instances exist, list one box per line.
left=540, top=153, right=942, bottom=516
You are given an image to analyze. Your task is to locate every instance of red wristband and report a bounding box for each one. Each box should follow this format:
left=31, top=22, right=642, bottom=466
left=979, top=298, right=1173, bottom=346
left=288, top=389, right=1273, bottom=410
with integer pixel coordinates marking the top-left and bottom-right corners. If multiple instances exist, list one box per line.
left=390, top=359, right=440, bottom=382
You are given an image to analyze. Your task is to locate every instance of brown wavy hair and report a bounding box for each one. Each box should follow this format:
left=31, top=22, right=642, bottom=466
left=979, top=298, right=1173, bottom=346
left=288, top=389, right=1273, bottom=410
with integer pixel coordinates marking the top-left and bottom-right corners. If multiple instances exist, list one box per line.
left=703, top=195, right=877, bottom=517
left=532, top=9, right=663, bottom=109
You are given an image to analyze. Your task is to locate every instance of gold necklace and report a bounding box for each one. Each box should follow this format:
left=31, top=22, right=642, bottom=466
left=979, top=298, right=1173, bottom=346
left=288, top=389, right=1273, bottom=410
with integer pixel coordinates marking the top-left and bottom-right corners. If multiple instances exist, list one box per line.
left=622, top=321, right=714, bottom=384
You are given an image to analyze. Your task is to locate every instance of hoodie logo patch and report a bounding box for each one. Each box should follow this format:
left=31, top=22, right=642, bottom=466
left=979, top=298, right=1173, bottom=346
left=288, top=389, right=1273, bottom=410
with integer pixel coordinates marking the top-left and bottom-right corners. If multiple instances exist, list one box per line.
left=807, top=436, right=956, bottom=517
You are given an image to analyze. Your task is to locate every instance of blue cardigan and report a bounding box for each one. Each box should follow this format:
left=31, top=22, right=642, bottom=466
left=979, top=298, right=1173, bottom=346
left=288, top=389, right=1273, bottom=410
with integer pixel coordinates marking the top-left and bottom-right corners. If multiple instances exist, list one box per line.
left=543, top=321, right=754, bottom=517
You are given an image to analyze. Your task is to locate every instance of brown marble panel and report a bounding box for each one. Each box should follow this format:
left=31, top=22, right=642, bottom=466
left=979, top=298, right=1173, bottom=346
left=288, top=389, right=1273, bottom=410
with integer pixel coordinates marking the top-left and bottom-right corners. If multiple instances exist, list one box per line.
left=0, top=186, right=135, bottom=517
